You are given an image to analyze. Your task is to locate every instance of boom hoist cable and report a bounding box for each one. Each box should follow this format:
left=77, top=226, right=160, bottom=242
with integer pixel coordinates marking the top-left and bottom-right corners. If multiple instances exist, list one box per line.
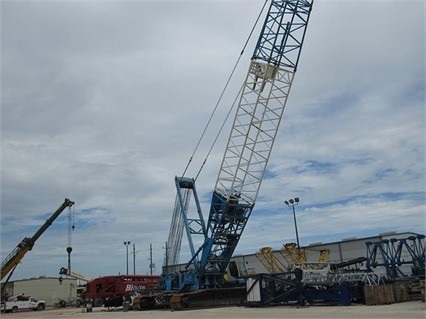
left=60, top=205, right=75, bottom=284
left=165, top=1, right=269, bottom=271
left=181, top=0, right=269, bottom=181
left=66, top=204, right=75, bottom=274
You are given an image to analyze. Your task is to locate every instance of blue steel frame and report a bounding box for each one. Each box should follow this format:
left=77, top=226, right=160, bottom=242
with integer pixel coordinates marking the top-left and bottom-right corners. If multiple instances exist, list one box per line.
left=366, top=234, right=425, bottom=279
left=242, top=270, right=355, bottom=307
left=253, top=0, right=313, bottom=71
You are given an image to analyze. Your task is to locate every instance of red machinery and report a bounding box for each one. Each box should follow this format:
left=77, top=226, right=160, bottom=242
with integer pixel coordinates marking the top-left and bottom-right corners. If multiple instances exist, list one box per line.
left=85, top=275, right=160, bottom=307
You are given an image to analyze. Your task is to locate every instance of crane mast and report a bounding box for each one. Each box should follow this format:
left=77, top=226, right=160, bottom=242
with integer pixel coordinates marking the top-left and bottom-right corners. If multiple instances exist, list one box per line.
left=165, top=0, right=313, bottom=292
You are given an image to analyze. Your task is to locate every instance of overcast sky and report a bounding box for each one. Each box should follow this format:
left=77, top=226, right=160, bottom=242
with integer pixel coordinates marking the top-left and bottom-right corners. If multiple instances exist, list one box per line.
left=1, top=0, right=425, bottom=281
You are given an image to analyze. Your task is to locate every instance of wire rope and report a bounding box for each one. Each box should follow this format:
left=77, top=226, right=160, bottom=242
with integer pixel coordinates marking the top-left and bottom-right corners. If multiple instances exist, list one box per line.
left=181, top=0, right=269, bottom=179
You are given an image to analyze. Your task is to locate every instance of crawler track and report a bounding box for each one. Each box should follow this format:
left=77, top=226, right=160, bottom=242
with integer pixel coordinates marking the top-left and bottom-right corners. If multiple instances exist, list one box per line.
left=169, top=287, right=246, bottom=311
left=133, top=287, right=246, bottom=311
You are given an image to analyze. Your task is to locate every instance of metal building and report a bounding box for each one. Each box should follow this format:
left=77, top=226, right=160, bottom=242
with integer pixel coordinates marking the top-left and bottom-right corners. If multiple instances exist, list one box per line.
left=228, top=231, right=424, bottom=279
left=1, top=276, right=77, bottom=307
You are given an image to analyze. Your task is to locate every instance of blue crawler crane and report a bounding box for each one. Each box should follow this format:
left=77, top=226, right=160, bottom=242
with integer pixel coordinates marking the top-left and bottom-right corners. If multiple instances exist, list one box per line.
left=135, top=0, right=314, bottom=310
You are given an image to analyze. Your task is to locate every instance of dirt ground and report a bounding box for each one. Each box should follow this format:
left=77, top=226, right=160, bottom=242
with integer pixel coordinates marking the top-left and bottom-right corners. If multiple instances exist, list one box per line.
left=1, top=301, right=425, bottom=319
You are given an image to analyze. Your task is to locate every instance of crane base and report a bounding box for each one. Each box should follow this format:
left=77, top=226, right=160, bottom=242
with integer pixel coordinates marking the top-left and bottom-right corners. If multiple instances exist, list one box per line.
left=170, top=287, right=246, bottom=310
left=133, top=287, right=246, bottom=311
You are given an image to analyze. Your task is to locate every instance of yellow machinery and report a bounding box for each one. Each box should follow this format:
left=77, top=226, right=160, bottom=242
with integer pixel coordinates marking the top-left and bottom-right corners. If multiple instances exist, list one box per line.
left=1, top=198, right=74, bottom=281
left=255, top=247, right=286, bottom=274
left=281, top=243, right=307, bottom=265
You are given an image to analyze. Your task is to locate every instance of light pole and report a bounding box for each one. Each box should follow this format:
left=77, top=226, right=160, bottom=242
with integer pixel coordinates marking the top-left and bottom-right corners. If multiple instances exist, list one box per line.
left=284, top=197, right=300, bottom=249
left=123, top=241, right=131, bottom=275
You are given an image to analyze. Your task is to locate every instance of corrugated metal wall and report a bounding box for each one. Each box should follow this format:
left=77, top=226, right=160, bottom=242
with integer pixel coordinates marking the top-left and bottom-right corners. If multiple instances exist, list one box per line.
left=12, top=277, right=77, bottom=307
left=230, top=232, right=423, bottom=278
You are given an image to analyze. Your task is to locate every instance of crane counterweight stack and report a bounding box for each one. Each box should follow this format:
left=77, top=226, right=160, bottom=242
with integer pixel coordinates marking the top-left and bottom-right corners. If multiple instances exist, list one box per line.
left=156, top=0, right=314, bottom=309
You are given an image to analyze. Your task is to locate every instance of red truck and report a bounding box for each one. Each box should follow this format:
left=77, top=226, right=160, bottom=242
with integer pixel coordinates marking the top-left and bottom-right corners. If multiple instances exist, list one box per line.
left=85, top=275, right=160, bottom=307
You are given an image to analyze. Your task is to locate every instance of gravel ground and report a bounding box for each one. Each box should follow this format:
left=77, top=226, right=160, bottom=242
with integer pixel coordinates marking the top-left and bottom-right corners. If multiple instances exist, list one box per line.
left=1, top=301, right=425, bottom=319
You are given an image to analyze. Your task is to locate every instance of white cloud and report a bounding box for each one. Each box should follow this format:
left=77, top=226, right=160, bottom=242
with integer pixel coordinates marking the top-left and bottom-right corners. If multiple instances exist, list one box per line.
left=1, top=0, right=424, bottom=280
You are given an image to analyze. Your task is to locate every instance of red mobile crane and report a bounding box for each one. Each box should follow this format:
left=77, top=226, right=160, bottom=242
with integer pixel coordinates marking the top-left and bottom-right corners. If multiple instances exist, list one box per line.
left=59, top=267, right=160, bottom=307
left=85, top=274, right=160, bottom=307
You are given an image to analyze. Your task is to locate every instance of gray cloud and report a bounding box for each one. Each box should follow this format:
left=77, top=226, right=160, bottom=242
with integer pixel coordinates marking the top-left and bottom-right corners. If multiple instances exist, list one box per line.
left=1, top=0, right=424, bottom=279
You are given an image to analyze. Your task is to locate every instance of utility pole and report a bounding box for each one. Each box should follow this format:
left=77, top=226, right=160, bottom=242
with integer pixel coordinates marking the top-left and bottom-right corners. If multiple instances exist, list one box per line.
left=149, top=243, right=153, bottom=275
left=133, top=244, right=136, bottom=275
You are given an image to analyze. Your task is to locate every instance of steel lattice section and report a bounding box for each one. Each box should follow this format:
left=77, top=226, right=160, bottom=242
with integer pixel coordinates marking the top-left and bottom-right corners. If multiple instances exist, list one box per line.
left=215, top=61, right=295, bottom=206
left=253, top=0, right=313, bottom=71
